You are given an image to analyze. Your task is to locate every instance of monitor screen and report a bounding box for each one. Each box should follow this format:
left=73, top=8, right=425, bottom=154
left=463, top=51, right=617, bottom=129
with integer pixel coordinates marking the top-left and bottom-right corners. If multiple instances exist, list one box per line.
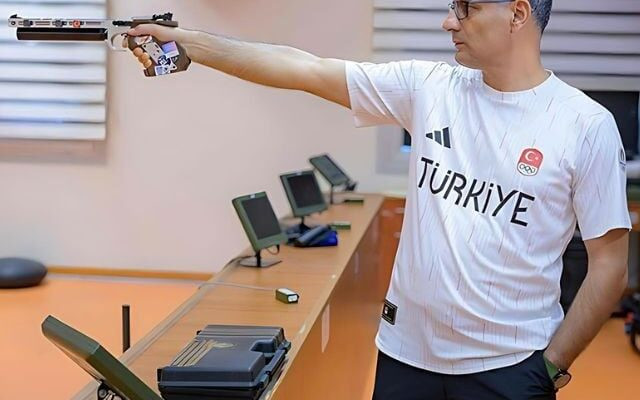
left=584, top=91, right=639, bottom=158
left=309, top=154, right=350, bottom=186
left=232, top=192, right=287, bottom=252
left=242, top=195, right=282, bottom=240
left=280, top=171, right=328, bottom=218
left=289, top=174, right=324, bottom=208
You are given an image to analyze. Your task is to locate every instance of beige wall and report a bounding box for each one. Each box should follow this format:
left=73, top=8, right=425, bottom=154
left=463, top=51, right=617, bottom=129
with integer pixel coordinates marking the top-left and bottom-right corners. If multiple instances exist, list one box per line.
left=0, top=0, right=407, bottom=272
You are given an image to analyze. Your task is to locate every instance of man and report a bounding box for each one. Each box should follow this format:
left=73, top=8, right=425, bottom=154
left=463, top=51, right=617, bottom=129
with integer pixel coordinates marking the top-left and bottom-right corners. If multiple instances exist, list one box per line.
left=127, top=1, right=631, bottom=399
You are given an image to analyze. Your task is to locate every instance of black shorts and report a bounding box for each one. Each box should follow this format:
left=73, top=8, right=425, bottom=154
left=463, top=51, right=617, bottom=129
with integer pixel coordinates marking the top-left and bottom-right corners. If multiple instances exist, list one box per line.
left=372, top=350, right=557, bottom=400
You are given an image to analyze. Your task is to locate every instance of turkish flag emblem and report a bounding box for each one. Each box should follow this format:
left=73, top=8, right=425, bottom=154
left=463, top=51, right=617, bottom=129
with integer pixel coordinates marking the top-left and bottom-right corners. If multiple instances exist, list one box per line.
left=517, top=148, right=543, bottom=176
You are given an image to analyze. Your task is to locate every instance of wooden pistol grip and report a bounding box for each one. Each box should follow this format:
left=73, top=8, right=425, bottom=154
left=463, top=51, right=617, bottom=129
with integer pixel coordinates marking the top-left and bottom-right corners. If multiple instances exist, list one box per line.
left=127, top=31, right=190, bottom=77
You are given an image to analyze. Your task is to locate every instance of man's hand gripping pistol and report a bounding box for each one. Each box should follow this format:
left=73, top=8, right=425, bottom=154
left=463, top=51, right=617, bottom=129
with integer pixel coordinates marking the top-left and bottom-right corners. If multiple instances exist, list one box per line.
left=7, top=12, right=190, bottom=77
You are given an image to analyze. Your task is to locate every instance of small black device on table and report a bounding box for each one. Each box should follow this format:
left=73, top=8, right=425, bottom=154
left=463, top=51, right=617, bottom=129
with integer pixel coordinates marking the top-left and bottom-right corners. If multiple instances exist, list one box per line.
left=158, top=325, right=290, bottom=400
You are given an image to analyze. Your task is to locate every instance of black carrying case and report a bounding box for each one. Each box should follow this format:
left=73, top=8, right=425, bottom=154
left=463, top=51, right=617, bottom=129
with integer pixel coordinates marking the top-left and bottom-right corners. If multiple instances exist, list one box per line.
left=157, top=325, right=290, bottom=400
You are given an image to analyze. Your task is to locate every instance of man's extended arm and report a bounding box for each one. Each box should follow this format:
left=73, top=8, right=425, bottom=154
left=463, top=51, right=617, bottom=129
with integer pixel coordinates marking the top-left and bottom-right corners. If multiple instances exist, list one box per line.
left=544, top=228, right=629, bottom=370
left=127, top=24, right=350, bottom=108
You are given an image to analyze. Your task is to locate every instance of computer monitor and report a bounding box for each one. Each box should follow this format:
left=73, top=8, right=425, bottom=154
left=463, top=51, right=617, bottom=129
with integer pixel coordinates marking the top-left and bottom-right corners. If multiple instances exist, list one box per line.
left=309, top=154, right=357, bottom=204
left=41, top=315, right=163, bottom=400
left=309, top=154, right=350, bottom=187
left=232, top=192, right=287, bottom=267
left=584, top=91, right=639, bottom=159
left=280, top=170, right=328, bottom=226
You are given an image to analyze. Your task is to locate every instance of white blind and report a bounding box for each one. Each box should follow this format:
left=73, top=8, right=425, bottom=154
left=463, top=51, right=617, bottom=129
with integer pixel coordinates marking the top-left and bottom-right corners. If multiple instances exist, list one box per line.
left=0, top=0, right=107, bottom=140
left=373, top=0, right=640, bottom=91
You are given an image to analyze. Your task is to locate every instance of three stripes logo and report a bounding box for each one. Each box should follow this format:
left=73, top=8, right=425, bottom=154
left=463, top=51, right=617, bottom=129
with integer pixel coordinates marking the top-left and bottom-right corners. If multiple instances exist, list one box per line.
left=426, top=127, right=451, bottom=148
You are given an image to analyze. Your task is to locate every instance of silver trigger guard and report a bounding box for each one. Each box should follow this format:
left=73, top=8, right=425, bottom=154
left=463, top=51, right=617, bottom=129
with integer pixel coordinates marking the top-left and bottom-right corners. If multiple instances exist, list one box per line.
left=109, top=32, right=129, bottom=51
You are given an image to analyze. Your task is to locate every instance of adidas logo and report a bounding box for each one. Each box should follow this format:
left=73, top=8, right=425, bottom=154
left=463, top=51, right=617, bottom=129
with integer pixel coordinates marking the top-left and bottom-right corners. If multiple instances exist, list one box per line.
left=426, top=127, right=451, bottom=148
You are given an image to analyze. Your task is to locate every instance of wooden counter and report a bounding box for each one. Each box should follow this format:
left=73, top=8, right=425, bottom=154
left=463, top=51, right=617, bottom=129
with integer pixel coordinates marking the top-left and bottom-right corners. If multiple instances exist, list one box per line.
left=72, top=194, right=385, bottom=400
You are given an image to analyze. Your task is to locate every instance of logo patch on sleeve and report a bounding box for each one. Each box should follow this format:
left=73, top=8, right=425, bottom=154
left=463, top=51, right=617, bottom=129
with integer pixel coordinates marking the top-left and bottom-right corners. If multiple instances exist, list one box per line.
left=619, top=148, right=627, bottom=171
left=382, top=299, right=398, bottom=325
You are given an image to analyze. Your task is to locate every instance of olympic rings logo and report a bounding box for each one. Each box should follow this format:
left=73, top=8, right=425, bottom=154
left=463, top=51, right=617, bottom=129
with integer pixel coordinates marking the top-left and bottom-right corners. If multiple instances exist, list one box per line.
left=518, top=163, right=538, bottom=176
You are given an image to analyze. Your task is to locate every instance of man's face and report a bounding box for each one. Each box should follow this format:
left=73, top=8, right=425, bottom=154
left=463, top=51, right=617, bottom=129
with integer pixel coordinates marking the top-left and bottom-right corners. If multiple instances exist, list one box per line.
left=442, top=1, right=516, bottom=69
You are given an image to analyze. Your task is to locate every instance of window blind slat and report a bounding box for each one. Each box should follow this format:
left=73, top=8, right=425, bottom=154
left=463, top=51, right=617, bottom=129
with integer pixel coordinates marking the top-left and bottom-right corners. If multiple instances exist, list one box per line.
left=561, top=75, right=640, bottom=92
left=0, top=63, right=105, bottom=83
left=0, top=82, right=105, bottom=102
left=0, top=121, right=104, bottom=140
left=0, top=42, right=106, bottom=63
left=0, top=102, right=105, bottom=123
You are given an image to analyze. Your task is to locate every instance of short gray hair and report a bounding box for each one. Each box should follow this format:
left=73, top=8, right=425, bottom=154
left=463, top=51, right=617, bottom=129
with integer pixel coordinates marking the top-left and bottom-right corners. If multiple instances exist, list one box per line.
left=529, top=0, right=552, bottom=33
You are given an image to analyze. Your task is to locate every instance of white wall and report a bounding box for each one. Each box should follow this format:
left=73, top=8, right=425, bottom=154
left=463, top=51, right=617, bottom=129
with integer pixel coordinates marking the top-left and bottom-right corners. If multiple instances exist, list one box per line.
left=0, top=0, right=408, bottom=272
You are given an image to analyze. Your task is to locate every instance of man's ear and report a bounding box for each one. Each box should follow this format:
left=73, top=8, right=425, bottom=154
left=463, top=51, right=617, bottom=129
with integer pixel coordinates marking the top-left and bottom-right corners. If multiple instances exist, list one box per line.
left=511, top=0, right=532, bottom=33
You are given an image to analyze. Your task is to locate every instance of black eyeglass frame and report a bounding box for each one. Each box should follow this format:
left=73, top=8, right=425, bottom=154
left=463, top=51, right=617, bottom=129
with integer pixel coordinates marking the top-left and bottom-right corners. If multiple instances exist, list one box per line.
left=448, top=0, right=515, bottom=20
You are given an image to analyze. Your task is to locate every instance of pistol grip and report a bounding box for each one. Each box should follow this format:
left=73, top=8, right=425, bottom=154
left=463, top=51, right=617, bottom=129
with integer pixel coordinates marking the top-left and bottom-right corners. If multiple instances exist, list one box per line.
left=127, top=35, right=191, bottom=77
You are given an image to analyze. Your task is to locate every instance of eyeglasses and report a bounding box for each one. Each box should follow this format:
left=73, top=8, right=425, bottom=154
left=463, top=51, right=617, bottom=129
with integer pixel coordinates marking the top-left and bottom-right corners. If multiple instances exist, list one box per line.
left=448, top=0, right=515, bottom=20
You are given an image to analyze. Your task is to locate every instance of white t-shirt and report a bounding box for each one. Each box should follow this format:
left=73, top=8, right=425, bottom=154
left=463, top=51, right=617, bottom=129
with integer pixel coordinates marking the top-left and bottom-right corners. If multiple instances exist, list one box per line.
left=346, top=60, right=632, bottom=374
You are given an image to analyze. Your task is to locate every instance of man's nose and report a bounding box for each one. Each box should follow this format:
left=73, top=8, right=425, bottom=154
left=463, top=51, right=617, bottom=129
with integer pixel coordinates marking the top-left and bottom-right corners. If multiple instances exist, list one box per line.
left=442, top=9, right=461, bottom=32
